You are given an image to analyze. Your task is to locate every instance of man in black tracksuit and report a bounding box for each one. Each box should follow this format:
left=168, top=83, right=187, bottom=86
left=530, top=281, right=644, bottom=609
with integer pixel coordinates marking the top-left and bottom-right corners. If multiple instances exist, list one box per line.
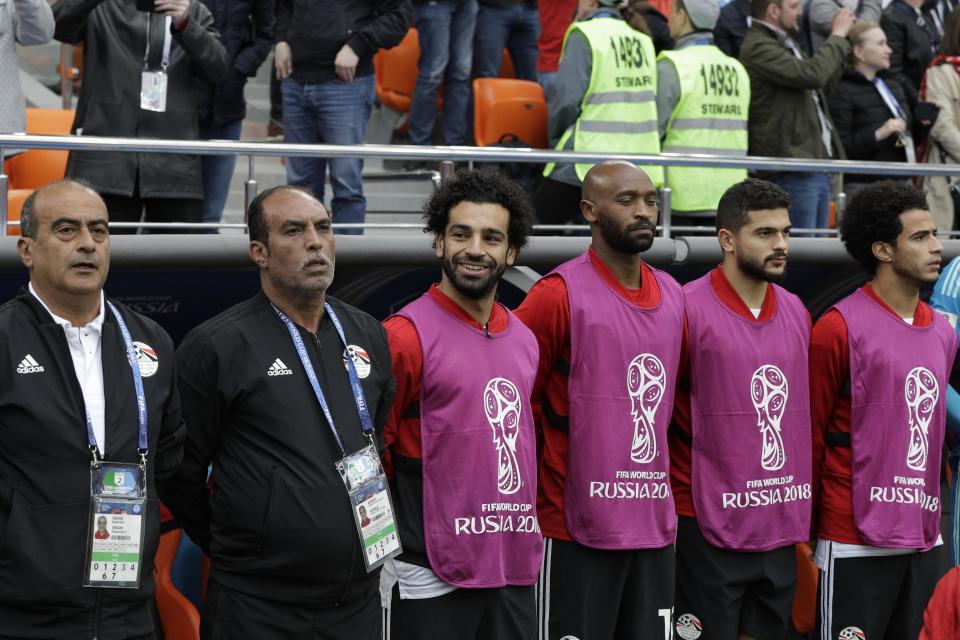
left=0, top=180, right=184, bottom=639
left=160, top=185, right=395, bottom=639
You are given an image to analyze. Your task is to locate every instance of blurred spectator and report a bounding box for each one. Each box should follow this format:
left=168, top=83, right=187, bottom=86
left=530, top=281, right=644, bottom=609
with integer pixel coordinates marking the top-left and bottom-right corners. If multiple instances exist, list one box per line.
left=196, top=0, right=273, bottom=232
left=934, top=0, right=959, bottom=38
left=54, top=0, right=228, bottom=234
left=407, top=0, right=477, bottom=150
left=828, top=21, right=914, bottom=196
left=657, top=0, right=748, bottom=224
left=740, top=0, right=853, bottom=231
left=275, top=0, right=412, bottom=234
left=623, top=0, right=675, bottom=51
left=714, top=0, right=750, bottom=57
left=536, top=0, right=576, bottom=90
left=919, top=566, right=960, bottom=640
left=920, top=8, right=960, bottom=231
left=535, top=0, right=662, bottom=226
left=0, top=0, right=54, bottom=135
left=810, top=0, right=881, bottom=50
left=882, top=0, right=940, bottom=110
left=473, top=0, right=539, bottom=81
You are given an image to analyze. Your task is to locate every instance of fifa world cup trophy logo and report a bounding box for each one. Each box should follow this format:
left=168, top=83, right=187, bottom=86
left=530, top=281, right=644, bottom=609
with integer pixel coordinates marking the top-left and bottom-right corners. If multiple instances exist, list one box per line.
left=627, top=354, right=666, bottom=464
left=484, top=377, right=523, bottom=495
left=751, top=365, right=788, bottom=472
left=906, top=367, right=939, bottom=472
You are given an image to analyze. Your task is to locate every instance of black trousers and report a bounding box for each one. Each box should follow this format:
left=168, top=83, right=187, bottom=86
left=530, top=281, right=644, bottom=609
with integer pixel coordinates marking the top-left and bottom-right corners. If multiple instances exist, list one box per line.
left=101, top=190, right=202, bottom=235
left=387, top=583, right=536, bottom=640
left=533, top=177, right=584, bottom=229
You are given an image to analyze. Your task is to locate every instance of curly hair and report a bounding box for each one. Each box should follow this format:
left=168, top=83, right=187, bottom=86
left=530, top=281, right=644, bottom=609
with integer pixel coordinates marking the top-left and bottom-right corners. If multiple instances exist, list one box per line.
left=716, top=178, right=791, bottom=234
left=840, top=180, right=929, bottom=273
left=422, top=169, right=536, bottom=250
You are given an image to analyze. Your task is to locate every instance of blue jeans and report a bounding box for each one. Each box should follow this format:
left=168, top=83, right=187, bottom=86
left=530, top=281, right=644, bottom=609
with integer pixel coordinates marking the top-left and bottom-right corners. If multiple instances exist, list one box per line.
left=768, top=172, right=831, bottom=234
left=537, top=71, right=557, bottom=94
left=199, top=118, right=243, bottom=232
left=282, top=75, right=375, bottom=235
left=409, top=0, right=478, bottom=145
left=472, top=3, right=540, bottom=81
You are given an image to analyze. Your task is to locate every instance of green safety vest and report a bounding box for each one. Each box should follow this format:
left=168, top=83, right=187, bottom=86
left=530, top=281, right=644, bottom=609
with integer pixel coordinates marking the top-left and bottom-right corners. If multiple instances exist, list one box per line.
left=658, top=44, right=750, bottom=212
left=544, top=18, right=662, bottom=186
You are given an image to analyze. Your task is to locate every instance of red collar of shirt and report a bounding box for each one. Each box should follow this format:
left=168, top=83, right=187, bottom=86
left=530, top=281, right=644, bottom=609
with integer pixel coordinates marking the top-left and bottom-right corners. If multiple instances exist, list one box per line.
left=709, top=265, right=777, bottom=322
left=587, top=246, right=660, bottom=307
left=861, top=282, right=933, bottom=327
left=426, top=284, right=511, bottom=332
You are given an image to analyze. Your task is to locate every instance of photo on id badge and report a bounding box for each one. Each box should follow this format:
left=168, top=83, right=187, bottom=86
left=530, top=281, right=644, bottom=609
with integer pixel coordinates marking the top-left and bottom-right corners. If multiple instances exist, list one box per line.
left=352, top=479, right=401, bottom=567
left=86, top=500, right=143, bottom=587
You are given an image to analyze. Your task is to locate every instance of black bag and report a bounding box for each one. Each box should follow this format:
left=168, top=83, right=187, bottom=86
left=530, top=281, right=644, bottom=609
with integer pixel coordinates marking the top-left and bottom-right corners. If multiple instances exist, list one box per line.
left=480, top=133, right=544, bottom=193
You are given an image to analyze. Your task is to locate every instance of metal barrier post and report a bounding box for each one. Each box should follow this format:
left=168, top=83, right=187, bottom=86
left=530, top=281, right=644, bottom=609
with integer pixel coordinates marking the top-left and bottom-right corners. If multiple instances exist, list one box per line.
left=243, top=155, right=257, bottom=226
left=0, top=146, right=7, bottom=238
left=59, top=44, right=74, bottom=110
left=660, top=187, right=672, bottom=238
left=439, top=160, right=455, bottom=181
left=836, top=191, right=846, bottom=222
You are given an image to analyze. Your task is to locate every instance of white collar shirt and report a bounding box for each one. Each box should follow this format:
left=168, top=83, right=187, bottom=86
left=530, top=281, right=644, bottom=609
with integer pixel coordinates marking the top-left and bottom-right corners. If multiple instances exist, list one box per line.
left=29, top=283, right=107, bottom=456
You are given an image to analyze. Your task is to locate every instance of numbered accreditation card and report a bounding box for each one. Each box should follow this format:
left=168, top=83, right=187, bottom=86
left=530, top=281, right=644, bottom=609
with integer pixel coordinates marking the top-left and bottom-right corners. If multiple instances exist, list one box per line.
left=84, top=464, right=146, bottom=588
left=337, top=445, right=402, bottom=572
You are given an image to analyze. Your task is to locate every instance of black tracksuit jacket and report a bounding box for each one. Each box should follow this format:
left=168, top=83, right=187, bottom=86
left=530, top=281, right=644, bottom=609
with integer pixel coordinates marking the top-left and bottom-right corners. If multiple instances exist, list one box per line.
left=159, top=292, right=395, bottom=608
left=0, top=290, right=185, bottom=640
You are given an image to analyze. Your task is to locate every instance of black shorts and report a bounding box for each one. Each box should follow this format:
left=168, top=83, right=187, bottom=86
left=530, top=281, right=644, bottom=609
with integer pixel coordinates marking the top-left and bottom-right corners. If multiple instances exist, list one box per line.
left=201, top=578, right=381, bottom=640
left=537, top=537, right=675, bottom=640
left=386, top=583, right=536, bottom=640
left=674, top=516, right=796, bottom=640
left=815, top=541, right=948, bottom=640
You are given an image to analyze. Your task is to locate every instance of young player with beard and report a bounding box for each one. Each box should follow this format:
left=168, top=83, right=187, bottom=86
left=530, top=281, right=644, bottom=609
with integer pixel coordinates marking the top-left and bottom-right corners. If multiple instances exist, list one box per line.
left=811, top=180, right=959, bottom=640
left=669, top=178, right=813, bottom=640
left=515, top=161, right=683, bottom=640
left=381, top=170, right=542, bottom=639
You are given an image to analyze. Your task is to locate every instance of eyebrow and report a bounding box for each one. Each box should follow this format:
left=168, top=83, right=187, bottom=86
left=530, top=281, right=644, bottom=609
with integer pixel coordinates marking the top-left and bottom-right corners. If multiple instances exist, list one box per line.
left=51, top=217, right=109, bottom=228
left=450, top=223, right=506, bottom=237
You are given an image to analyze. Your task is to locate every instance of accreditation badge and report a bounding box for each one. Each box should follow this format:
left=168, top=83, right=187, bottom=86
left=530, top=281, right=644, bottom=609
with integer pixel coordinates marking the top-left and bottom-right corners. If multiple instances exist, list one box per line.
left=336, top=445, right=402, bottom=572
left=84, top=463, right=147, bottom=588
left=140, top=70, right=168, bottom=112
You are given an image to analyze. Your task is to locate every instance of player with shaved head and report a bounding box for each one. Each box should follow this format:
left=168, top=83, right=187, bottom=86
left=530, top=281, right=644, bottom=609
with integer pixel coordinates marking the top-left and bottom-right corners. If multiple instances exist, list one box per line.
left=670, top=178, right=813, bottom=640
left=516, top=161, right=684, bottom=640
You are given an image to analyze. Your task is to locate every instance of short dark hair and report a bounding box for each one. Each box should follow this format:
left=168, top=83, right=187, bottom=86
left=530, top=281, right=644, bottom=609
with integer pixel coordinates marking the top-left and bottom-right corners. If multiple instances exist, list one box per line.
left=246, top=185, right=317, bottom=245
left=751, top=0, right=782, bottom=19
left=715, top=178, right=791, bottom=234
left=840, top=180, right=929, bottom=273
left=21, top=178, right=99, bottom=239
left=422, top=169, right=536, bottom=250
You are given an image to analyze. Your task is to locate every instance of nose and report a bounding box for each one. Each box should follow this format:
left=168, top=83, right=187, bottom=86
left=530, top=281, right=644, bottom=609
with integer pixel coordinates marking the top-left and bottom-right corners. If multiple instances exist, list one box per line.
left=932, top=234, right=944, bottom=254
left=465, top=233, right=485, bottom=256
left=76, top=225, right=97, bottom=252
left=304, top=225, right=325, bottom=250
left=773, top=231, right=789, bottom=250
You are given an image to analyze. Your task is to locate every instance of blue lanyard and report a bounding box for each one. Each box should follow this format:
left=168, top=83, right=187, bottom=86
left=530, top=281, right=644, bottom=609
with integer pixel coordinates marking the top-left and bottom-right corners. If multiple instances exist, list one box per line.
left=272, top=302, right=374, bottom=456
left=85, top=302, right=148, bottom=462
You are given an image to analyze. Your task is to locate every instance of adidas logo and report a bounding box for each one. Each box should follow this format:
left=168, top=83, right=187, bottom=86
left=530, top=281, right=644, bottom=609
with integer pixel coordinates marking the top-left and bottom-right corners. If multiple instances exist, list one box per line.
left=267, top=358, right=293, bottom=377
left=16, top=354, right=44, bottom=374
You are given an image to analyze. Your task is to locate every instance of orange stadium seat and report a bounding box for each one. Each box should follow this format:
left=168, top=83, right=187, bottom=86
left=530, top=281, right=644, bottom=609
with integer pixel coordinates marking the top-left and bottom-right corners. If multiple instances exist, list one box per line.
left=6, top=189, right=30, bottom=236
left=375, top=28, right=443, bottom=119
left=791, top=542, right=818, bottom=634
left=154, top=529, right=201, bottom=640
left=472, top=78, right=548, bottom=148
left=498, top=49, right=515, bottom=79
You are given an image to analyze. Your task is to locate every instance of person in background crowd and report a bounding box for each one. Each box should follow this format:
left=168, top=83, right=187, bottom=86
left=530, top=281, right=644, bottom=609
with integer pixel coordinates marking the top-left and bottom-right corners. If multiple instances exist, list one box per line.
left=919, top=565, right=960, bottom=639
left=809, top=0, right=881, bottom=50
left=195, top=0, right=273, bottom=232
left=811, top=180, right=957, bottom=640
left=53, top=0, right=228, bottom=234
left=0, top=179, right=185, bottom=639
left=623, top=0, right=676, bottom=52
left=382, top=170, right=541, bottom=640
left=0, top=0, right=53, bottom=135
left=407, top=0, right=477, bottom=152
left=882, top=0, right=941, bottom=110
left=921, top=8, right=960, bottom=232
left=536, top=0, right=661, bottom=227
left=657, top=0, right=748, bottom=228
left=929, top=256, right=960, bottom=568
left=535, top=0, right=577, bottom=90
left=517, top=162, right=683, bottom=640
left=473, top=0, right=539, bottom=81
left=714, top=0, right=750, bottom=57
left=160, top=186, right=396, bottom=639
left=739, top=0, right=853, bottom=232
left=275, top=0, right=411, bottom=234
left=671, top=178, right=812, bottom=640
left=828, top=21, right=914, bottom=197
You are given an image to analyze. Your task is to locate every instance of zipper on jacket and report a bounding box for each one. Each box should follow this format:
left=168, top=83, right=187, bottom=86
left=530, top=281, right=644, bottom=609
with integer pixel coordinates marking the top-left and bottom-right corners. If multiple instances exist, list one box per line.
left=92, top=588, right=103, bottom=640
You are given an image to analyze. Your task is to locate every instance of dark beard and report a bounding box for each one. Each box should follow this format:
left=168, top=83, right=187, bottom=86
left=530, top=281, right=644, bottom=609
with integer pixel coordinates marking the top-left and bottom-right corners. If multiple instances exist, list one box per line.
left=596, top=215, right=655, bottom=254
left=440, top=254, right=506, bottom=300
left=736, top=251, right=786, bottom=283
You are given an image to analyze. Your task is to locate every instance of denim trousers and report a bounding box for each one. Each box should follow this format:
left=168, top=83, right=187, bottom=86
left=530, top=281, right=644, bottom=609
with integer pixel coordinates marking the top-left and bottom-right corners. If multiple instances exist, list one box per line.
left=768, top=172, right=832, bottom=234
left=282, top=75, right=375, bottom=235
left=472, top=3, right=540, bottom=81
left=199, top=118, right=243, bottom=230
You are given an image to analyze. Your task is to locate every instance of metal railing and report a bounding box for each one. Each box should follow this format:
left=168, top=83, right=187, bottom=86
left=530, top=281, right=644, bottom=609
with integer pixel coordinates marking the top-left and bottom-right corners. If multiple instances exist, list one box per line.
left=2, top=133, right=957, bottom=237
